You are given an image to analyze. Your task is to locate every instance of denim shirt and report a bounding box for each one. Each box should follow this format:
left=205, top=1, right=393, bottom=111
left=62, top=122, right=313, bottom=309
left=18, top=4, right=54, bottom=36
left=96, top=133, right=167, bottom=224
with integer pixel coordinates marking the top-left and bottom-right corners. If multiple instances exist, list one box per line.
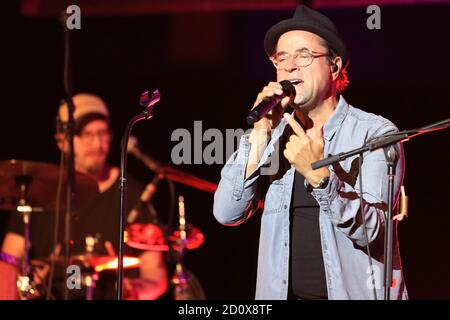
left=213, top=96, right=408, bottom=300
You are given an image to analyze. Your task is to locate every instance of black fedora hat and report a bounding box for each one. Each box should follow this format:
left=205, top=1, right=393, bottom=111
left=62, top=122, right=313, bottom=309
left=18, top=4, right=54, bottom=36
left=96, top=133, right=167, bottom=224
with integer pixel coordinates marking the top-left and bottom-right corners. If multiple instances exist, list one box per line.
left=264, top=5, right=349, bottom=67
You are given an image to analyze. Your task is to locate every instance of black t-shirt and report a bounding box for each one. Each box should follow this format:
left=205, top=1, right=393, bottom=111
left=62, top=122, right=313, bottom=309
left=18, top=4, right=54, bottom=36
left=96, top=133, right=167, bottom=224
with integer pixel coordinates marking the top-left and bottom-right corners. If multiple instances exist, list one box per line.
left=7, top=173, right=148, bottom=299
left=289, top=170, right=328, bottom=300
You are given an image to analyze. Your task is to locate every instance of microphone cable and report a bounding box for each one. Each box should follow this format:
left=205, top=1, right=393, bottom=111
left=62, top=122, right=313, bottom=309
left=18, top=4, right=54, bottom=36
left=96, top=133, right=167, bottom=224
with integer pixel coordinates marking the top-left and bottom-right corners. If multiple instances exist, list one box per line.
left=46, top=139, right=66, bottom=300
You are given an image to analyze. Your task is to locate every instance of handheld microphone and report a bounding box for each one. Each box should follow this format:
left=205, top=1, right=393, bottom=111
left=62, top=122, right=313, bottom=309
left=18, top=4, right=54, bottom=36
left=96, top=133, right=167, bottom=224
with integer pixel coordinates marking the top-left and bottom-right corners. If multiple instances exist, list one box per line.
left=127, top=136, right=160, bottom=173
left=246, top=80, right=296, bottom=126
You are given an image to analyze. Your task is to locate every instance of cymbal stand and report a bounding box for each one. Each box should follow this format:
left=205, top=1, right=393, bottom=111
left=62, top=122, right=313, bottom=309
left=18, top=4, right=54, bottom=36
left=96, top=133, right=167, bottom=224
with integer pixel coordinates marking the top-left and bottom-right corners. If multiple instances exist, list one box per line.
left=84, top=273, right=98, bottom=300
left=84, top=235, right=99, bottom=300
left=15, top=175, right=39, bottom=299
left=171, top=195, right=190, bottom=300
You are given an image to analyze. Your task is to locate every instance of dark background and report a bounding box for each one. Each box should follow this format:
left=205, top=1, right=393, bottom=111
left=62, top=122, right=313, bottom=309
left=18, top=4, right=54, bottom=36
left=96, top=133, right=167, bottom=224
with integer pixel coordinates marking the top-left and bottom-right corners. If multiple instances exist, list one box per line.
left=1, top=2, right=449, bottom=299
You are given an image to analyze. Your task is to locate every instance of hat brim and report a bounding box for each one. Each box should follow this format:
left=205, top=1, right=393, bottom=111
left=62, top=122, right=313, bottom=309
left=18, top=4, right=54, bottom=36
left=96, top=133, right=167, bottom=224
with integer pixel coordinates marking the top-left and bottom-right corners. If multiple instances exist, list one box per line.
left=74, top=113, right=110, bottom=134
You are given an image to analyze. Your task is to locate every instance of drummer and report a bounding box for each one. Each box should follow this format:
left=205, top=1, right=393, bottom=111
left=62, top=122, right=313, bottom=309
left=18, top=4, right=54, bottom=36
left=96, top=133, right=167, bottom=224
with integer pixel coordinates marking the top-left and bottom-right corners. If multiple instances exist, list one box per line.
left=0, top=93, right=168, bottom=300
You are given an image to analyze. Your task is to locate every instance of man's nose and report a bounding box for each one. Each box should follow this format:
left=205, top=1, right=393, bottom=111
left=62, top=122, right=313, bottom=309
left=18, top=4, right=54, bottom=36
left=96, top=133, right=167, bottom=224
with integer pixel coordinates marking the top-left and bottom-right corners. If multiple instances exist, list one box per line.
left=90, top=134, right=104, bottom=147
left=284, top=59, right=300, bottom=72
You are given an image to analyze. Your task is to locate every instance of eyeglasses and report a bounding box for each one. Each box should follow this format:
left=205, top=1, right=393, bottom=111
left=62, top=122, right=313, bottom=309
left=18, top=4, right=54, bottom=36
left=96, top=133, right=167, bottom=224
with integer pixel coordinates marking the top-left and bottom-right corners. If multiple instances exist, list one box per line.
left=77, top=129, right=111, bottom=144
left=271, top=49, right=329, bottom=70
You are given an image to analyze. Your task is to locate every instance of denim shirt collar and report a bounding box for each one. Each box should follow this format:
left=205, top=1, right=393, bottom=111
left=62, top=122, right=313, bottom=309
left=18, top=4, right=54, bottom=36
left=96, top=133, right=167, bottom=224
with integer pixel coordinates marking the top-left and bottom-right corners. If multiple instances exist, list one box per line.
left=323, top=95, right=349, bottom=142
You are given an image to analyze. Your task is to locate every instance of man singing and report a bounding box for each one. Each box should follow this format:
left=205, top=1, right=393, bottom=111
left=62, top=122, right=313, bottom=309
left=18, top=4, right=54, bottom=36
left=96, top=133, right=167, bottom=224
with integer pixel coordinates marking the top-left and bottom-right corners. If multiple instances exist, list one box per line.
left=214, top=5, right=408, bottom=300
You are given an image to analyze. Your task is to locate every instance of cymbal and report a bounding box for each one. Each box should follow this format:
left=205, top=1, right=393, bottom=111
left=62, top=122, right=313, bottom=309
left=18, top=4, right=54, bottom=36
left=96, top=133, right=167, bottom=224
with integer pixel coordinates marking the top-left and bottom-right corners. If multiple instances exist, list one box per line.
left=0, top=159, right=99, bottom=213
left=125, top=223, right=205, bottom=252
left=91, top=256, right=140, bottom=273
left=32, top=254, right=140, bottom=273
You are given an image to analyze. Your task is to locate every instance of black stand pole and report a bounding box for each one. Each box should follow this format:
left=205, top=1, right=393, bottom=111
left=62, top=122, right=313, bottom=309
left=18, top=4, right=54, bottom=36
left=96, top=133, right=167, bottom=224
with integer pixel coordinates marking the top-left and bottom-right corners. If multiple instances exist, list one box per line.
left=63, top=98, right=75, bottom=301
left=61, top=12, right=76, bottom=301
left=117, top=89, right=160, bottom=300
left=311, top=116, right=450, bottom=300
left=382, top=145, right=398, bottom=300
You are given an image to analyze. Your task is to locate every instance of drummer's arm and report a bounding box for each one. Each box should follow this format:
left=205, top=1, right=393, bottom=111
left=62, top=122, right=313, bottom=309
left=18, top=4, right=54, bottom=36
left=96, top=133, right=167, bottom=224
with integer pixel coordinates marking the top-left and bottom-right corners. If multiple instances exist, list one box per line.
left=131, top=251, right=168, bottom=300
left=0, top=232, right=25, bottom=299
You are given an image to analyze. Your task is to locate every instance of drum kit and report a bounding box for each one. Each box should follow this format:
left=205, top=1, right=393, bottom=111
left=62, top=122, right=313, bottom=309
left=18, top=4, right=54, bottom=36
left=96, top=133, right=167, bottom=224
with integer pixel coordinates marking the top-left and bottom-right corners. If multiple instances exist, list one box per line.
left=0, top=159, right=214, bottom=300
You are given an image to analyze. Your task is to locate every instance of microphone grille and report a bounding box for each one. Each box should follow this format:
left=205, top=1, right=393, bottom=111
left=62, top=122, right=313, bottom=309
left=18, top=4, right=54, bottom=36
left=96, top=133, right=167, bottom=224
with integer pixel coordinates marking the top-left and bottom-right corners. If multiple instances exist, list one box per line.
left=280, top=80, right=296, bottom=97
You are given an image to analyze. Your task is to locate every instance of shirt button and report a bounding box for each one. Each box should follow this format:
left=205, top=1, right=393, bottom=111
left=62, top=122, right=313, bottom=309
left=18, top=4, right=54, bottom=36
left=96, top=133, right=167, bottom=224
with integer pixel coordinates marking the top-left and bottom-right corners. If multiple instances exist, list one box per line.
left=283, top=205, right=288, bottom=210
left=284, top=242, right=288, bottom=247
left=283, top=280, right=287, bottom=285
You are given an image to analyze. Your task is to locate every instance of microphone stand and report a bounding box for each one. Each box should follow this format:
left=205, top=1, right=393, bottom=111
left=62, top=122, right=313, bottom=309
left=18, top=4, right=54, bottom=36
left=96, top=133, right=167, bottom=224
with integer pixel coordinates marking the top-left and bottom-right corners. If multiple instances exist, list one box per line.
left=117, top=89, right=160, bottom=300
left=311, top=117, right=450, bottom=300
left=61, top=11, right=76, bottom=301
left=382, top=144, right=398, bottom=300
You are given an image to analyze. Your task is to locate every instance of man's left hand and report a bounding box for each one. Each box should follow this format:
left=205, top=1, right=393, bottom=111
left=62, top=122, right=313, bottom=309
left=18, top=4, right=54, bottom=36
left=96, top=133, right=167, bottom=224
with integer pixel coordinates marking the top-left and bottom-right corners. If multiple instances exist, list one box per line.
left=282, top=113, right=329, bottom=187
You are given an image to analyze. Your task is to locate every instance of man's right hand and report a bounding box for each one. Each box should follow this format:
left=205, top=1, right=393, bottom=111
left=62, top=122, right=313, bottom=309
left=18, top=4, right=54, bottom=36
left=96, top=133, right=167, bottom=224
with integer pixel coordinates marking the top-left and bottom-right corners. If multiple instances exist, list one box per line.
left=251, top=81, right=292, bottom=134
left=245, top=82, right=291, bottom=178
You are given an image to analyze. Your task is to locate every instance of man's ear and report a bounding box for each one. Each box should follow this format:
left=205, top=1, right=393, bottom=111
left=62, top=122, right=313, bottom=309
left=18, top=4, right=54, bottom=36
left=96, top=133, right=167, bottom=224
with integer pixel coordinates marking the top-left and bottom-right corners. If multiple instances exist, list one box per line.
left=55, top=133, right=68, bottom=153
left=331, top=57, right=343, bottom=80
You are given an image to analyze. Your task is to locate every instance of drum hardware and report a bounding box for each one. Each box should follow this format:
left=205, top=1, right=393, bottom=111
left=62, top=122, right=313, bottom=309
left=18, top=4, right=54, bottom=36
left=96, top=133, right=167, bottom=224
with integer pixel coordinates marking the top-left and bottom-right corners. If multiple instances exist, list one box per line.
left=0, top=160, right=99, bottom=213
left=171, top=195, right=196, bottom=300
left=14, top=175, right=39, bottom=300
left=125, top=223, right=204, bottom=252
left=0, top=159, right=209, bottom=300
left=31, top=253, right=140, bottom=300
left=0, top=160, right=99, bottom=299
left=124, top=194, right=206, bottom=300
